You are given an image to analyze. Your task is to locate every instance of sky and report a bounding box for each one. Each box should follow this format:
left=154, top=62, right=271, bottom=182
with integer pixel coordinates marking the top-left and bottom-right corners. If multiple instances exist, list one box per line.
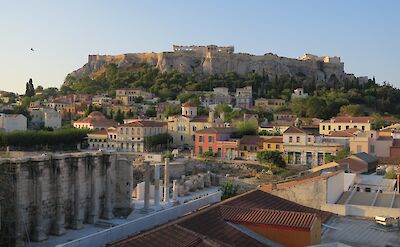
left=0, top=0, right=399, bottom=94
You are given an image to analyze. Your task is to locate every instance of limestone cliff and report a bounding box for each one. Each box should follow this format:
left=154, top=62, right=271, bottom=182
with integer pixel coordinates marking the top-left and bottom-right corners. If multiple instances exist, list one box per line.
left=66, top=45, right=346, bottom=83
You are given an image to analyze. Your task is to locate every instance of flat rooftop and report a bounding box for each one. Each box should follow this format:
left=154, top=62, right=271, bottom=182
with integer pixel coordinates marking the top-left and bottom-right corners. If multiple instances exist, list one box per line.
left=322, top=216, right=400, bottom=247
left=336, top=191, right=400, bottom=208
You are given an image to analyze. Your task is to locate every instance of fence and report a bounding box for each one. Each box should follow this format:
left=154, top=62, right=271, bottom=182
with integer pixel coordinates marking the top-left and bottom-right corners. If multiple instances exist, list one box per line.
left=57, top=191, right=222, bottom=247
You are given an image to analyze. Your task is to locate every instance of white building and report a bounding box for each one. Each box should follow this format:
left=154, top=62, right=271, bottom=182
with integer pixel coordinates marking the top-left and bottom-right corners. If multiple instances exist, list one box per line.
left=291, top=88, right=309, bottom=99
left=30, top=107, right=62, bottom=129
left=0, top=113, right=27, bottom=132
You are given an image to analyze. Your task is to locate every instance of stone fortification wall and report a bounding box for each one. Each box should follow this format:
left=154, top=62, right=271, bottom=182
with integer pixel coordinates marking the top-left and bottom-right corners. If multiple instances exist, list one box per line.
left=0, top=151, right=132, bottom=246
left=67, top=46, right=345, bottom=83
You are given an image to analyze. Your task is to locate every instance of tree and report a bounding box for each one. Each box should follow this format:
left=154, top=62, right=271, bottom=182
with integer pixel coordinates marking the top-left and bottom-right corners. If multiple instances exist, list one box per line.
left=145, top=106, right=157, bottom=117
left=164, top=103, right=181, bottom=118
left=144, top=133, right=172, bottom=151
left=371, top=113, right=386, bottom=130
left=231, top=121, right=258, bottom=138
left=115, top=109, right=125, bottom=124
left=25, top=78, right=35, bottom=97
left=221, top=182, right=240, bottom=200
left=325, top=148, right=351, bottom=163
left=290, top=98, right=308, bottom=117
left=257, top=151, right=286, bottom=168
left=339, top=104, right=362, bottom=116
left=133, top=96, right=143, bottom=103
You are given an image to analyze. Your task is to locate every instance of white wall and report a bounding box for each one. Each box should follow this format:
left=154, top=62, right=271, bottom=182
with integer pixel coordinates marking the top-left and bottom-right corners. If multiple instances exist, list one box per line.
left=344, top=173, right=356, bottom=191
left=326, top=172, right=345, bottom=203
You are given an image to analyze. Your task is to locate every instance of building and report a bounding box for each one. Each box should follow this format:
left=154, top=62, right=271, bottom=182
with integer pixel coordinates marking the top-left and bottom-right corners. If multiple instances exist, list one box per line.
left=238, top=135, right=265, bottom=160
left=324, top=128, right=359, bottom=149
left=262, top=137, right=284, bottom=152
left=73, top=111, right=117, bottom=130
left=200, top=87, right=232, bottom=107
left=336, top=152, right=378, bottom=174
left=29, top=107, right=62, bottom=129
left=349, top=130, right=392, bottom=157
left=87, top=127, right=118, bottom=150
left=0, top=113, right=27, bottom=132
left=109, top=189, right=332, bottom=247
left=283, top=126, right=343, bottom=167
left=92, top=95, right=113, bottom=107
left=235, top=86, right=252, bottom=109
left=116, top=120, right=167, bottom=152
left=291, top=88, right=308, bottom=99
left=254, top=98, right=285, bottom=110
left=115, top=88, right=154, bottom=105
left=194, top=127, right=237, bottom=159
left=168, top=102, right=225, bottom=147
left=319, top=116, right=371, bottom=135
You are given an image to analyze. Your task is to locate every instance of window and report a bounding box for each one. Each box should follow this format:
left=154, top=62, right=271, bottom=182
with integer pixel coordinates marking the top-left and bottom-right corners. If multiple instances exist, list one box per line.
left=328, top=126, right=331, bottom=131
left=370, top=145, right=375, bottom=153
left=365, top=187, right=371, bottom=192
left=354, top=125, right=357, bottom=129
left=199, top=146, right=203, bottom=154
left=346, top=125, right=349, bottom=129
left=208, top=136, right=214, bottom=143
left=267, top=144, right=271, bottom=149
left=193, top=126, right=197, bottom=131
left=199, top=136, right=203, bottom=142
left=307, top=137, right=311, bottom=142
left=276, top=144, right=280, bottom=149
left=338, top=126, right=342, bottom=130
left=181, top=135, right=184, bottom=141
left=289, top=136, right=293, bottom=143
left=296, top=136, right=300, bottom=143
left=217, top=148, right=222, bottom=157
left=362, top=126, right=365, bottom=130
left=208, top=147, right=213, bottom=152
left=322, top=125, right=325, bottom=130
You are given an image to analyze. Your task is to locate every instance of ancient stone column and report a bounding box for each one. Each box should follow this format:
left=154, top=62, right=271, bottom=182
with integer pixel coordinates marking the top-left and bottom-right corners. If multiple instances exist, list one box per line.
left=71, top=157, right=84, bottom=229
left=52, top=158, right=66, bottom=235
left=154, top=164, right=161, bottom=208
left=103, top=155, right=114, bottom=219
left=88, top=156, right=100, bottom=224
left=32, top=161, right=47, bottom=241
left=172, top=180, right=178, bottom=201
left=14, top=163, right=25, bottom=247
left=163, top=158, right=170, bottom=204
left=142, top=161, right=151, bottom=212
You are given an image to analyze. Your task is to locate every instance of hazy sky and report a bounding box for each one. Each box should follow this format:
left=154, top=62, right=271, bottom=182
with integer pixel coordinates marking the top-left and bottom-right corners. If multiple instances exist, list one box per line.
left=0, top=0, right=399, bottom=94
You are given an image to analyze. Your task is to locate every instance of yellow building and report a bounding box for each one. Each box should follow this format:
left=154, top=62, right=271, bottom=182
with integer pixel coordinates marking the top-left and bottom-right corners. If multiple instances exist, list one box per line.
left=262, top=137, right=284, bottom=152
left=168, top=102, right=225, bottom=147
left=116, top=120, right=167, bottom=152
left=254, top=98, right=285, bottom=110
left=319, top=116, right=371, bottom=135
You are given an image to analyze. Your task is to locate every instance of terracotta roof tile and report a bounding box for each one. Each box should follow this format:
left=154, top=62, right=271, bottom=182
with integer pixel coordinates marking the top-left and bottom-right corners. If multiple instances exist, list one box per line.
left=283, top=126, right=307, bottom=134
left=263, top=137, right=283, bottom=143
left=182, top=102, right=197, bottom=107
left=220, top=205, right=317, bottom=229
left=120, top=120, right=167, bottom=127
left=239, top=135, right=265, bottom=145
left=196, top=128, right=234, bottom=134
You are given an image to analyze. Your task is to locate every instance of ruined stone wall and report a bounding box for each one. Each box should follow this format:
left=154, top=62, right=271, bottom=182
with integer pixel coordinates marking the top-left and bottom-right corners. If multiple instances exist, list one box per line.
left=0, top=151, right=132, bottom=246
left=266, top=178, right=328, bottom=210
left=67, top=48, right=346, bottom=83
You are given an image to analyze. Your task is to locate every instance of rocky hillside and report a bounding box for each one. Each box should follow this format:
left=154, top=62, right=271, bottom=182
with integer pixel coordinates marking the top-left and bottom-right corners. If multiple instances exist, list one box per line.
left=66, top=45, right=348, bottom=84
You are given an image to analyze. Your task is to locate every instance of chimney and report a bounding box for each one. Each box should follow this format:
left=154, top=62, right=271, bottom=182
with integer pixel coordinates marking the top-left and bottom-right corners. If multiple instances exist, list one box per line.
left=208, top=111, right=215, bottom=123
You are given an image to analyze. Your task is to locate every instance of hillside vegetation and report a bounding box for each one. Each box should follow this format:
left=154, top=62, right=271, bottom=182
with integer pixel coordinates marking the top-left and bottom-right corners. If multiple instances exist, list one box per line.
left=61, top=63, right=400, bottom=119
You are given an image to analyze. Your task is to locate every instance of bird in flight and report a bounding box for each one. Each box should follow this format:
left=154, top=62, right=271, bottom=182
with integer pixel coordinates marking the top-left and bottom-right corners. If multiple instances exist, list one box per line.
left=30, top=48, right=34, bottom=51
